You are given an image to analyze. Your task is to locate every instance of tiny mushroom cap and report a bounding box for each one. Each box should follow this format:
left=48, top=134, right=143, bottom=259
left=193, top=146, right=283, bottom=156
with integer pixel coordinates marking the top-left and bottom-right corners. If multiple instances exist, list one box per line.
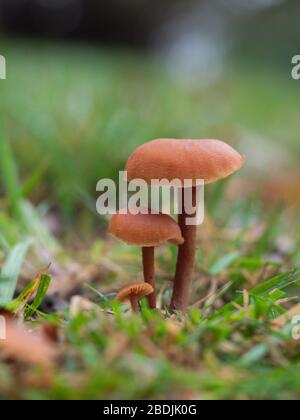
left=126, top=139, right=245, bottom=185
left=109, top=209, right=184, bottom=247
left=116, top=283, right=154, bottom=303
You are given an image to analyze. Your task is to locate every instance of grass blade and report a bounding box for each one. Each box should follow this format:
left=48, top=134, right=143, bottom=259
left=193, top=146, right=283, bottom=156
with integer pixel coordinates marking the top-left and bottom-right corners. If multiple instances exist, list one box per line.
left=208, top=268, right=300, bottom=320
left=0, top=239, right=32, bottom=305
left=20, top=201, right=59, bottom=252
left=209, top=252, right=240, bottom=275
left=0, top=132, right=23, bottom=219
left=5, top=278, right=39, bottom=313
left=25, top=274, right=51, bottom=318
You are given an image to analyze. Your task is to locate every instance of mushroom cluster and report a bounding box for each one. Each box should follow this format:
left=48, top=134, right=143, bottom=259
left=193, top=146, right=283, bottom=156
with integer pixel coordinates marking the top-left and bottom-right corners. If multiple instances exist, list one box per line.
left=110, top=209, right=184, bottom=310
left=110, top=139, right=244, bottom=313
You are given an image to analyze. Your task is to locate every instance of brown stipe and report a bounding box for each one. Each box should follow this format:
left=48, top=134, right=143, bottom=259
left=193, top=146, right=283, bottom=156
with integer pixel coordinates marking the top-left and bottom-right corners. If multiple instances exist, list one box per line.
left=109, top=209, right=183, bottom=309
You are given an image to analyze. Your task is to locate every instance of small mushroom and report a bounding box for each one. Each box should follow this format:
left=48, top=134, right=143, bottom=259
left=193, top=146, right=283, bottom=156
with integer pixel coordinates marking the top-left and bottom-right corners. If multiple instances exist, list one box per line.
left=126, top=139, right=245, bottom=312
left=116, top=282, right=154, bottom=313
left=109, top=209, right=184, bottom=309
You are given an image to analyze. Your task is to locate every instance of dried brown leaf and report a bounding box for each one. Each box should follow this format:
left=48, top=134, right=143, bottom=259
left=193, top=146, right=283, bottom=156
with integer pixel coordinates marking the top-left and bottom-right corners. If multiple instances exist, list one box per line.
left=0, top=317, right=57, bottom=367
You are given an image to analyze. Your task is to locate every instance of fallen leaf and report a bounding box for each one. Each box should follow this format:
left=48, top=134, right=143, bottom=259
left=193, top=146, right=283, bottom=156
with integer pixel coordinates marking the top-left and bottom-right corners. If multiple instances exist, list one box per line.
left=0, top=316, right=57, bottom=367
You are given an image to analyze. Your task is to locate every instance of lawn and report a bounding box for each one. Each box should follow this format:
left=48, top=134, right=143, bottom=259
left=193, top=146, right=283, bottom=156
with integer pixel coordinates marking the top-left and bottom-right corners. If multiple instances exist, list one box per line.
left=0, top=39, right=300, bottom=400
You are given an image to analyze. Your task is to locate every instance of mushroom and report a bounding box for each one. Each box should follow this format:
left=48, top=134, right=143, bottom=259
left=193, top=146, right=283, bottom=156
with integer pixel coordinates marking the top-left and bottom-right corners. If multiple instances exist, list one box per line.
left=126, top=139, right=245, bottom=312
left=109, top=209, right=184, bottom=309
left=116, top=283, right=154, bottom=313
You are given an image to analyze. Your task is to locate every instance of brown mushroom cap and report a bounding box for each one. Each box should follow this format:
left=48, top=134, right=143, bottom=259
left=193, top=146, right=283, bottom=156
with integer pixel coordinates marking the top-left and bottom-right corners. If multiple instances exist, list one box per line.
left=126, top=139, right=245, bottom=185
left=116, top=283, right=154, bottom=302
left=109, top=209, right=184, bottom=247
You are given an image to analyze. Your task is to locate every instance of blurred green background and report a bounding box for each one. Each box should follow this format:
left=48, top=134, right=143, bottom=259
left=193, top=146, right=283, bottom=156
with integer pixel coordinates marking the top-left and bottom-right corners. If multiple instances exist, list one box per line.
left=0, top=0, right=299, bottom=219
left=0, top=42, right=299, bottom=213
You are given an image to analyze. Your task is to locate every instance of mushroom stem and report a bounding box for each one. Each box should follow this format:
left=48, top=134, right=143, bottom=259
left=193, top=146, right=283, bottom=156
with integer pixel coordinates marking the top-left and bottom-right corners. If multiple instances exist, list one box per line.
left=142, top=247, right=156, bottom=309
left=129, top=295, right=140, bottom=313
left=170, top=186, right=197, bottom=312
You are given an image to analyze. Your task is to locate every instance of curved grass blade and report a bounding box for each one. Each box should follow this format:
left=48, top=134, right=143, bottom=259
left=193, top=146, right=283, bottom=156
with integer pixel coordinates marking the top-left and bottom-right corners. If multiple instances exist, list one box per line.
left=0, top=239, right=32, bottom=305
left=25, top=273, right=51, bottom=318
left=208, top=268, right=300, bottom=320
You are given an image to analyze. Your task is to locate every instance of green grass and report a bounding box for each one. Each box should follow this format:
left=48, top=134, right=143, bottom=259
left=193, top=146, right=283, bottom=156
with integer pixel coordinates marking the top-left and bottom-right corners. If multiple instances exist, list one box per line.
left=0, top=38, right=300, bottom=400
left=1, top=39, right=299, bottom=216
